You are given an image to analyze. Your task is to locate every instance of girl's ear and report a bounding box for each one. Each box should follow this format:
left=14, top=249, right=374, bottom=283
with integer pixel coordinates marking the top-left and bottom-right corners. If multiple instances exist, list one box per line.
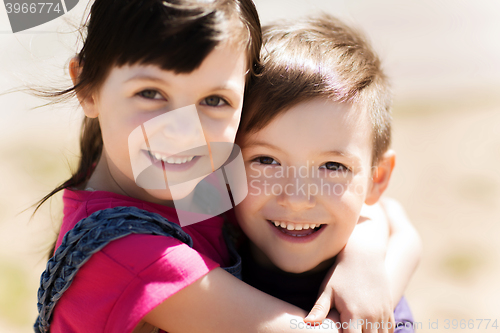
left=69, top=57, right=99, bottom=118
left=365, top=149, right=396, bottom=205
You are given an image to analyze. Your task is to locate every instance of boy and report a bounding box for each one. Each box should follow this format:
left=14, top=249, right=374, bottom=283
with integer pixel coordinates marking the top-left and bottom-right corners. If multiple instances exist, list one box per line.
left=234, top=14, right=418, bottom=332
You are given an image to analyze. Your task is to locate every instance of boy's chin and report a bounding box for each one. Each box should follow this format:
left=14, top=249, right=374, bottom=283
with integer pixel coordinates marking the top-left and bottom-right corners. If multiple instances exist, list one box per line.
left=272, top=258, right=324, bottom=274
left=273, top=256, right=337, bottom=274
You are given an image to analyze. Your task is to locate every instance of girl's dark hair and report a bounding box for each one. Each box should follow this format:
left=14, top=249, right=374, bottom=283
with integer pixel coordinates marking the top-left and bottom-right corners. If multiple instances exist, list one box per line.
left=35, top=0, right=261, bottom=215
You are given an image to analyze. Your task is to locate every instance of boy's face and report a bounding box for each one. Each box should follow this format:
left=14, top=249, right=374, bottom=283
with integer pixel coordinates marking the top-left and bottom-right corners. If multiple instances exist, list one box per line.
left=235, top=98, right=376, bottom=273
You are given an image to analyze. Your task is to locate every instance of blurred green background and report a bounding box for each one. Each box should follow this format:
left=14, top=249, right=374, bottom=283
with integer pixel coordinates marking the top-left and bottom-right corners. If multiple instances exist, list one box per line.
left=1, top=0, right=500, bottom=332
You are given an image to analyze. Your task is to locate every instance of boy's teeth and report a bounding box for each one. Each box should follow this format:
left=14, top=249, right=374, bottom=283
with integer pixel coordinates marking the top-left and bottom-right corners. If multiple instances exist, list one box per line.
left=271, top=220, right=319, bottom=231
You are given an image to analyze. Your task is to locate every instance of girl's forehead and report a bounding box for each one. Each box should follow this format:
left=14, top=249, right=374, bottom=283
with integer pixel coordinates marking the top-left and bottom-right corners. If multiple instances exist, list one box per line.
left=106, top=42, right=247, bottom=83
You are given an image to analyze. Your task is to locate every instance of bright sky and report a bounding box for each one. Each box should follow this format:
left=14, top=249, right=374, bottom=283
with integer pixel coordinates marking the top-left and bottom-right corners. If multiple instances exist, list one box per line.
left=1, top=0, right=500, bottom=139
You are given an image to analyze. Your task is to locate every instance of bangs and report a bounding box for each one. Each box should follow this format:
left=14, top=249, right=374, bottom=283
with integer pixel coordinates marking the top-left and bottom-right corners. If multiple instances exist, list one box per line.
left=114, top=0, right=225, bottom=72
left=80, top=0, right=234, bottom=82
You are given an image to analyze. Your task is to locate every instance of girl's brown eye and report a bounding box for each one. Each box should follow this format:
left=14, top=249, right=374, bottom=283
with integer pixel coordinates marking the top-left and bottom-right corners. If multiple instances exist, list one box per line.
left=202, top=96, right=227, bottom=107
left=138, top=90, right=160, bottom=99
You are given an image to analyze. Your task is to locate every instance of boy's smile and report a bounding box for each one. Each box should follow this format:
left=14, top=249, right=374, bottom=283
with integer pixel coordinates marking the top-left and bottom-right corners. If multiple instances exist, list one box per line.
left=235, top=98, right=377, bottom=273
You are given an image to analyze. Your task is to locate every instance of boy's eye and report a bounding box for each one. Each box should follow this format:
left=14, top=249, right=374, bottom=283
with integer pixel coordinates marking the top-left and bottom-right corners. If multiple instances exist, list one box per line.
left=137, top=89, right=163, bottom=100
left=253, top=156, right=279, bottom=165
left=320, top=162, right=349, bottom=172
left=201, top=96, right=228, bottom=107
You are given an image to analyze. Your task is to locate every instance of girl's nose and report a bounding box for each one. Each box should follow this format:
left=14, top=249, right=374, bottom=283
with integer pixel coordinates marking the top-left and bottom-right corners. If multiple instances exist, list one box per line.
left=276, top=177, right=316, bottom=211
left=161, top=105, right=205, bottom=146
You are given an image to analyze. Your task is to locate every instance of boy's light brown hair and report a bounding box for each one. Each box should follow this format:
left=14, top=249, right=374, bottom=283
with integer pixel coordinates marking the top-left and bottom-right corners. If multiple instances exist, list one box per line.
left=238, top=14, right=392, bottom=166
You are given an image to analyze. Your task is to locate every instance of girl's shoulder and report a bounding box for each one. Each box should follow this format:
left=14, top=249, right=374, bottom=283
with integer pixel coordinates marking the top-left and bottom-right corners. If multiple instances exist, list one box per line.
left=58, top=189, right=177, bottom=247
left=47, top=200, right=221, bottom=333
left=58, top=188, right=230, bottom=264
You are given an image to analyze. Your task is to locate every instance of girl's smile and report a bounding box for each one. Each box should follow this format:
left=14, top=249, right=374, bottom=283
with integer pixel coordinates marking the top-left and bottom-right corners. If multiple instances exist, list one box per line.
left=81, top=42, right=248, bottom=205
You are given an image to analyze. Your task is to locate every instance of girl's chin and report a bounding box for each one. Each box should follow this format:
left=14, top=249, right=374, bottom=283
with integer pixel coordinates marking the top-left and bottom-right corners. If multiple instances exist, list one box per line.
left=143, top=183, right=198, bottom=204
left=140, top=189, right=175, bottom=205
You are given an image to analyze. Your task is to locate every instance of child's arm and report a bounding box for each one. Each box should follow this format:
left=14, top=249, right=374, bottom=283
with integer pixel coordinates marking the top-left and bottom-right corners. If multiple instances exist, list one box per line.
left=304, top=199, right=421, bottom=330
left=381, top=197, right=422, bottom=306
left=304, top=203, right=394, bottom=330
left=144, top=266, right=341, bottom=333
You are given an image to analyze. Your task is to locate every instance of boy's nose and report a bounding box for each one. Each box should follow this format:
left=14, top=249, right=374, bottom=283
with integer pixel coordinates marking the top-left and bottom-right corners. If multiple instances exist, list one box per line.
left=276, top=178, right=316, bottom=211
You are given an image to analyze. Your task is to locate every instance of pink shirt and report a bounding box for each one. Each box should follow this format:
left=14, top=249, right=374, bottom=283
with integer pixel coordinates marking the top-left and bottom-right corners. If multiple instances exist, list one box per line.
left=50, top=189, right=231, bottom=333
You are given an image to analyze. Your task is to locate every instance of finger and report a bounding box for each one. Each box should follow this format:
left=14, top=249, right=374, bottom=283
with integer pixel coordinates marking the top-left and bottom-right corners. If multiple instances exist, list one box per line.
left=380, top=319, right=388, bottom=333
left=388, top=314, right=395, bottom=333
left=304, top=288, right=333, bottom=323
left=339, top=313, right=362, bottom=333
left=362, top=324, right=378, bottom=333
left=357, top=317, right=382, bottom=333
left=378, top=313, right=395, bottom=333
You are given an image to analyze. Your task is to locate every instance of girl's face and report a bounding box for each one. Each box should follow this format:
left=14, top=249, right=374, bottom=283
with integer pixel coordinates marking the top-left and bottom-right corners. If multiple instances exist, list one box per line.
left=81, top=42, right=248, bottom=205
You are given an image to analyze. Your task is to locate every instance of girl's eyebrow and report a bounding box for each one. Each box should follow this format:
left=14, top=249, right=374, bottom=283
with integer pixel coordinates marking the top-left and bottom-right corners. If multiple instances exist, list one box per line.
left=124, top=75, right=242, bottom=94
left=211, top=82, right=243, bottom=94
left=125, top=75, right=169, bottom=84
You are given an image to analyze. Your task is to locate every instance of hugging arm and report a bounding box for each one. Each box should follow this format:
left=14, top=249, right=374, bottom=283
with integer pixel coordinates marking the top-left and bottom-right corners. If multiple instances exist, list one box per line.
left=144, top=266, right=340, bottom=333
left=305, top=199, right=421, bottom=333
left=380, top=198, right=422, bottom=306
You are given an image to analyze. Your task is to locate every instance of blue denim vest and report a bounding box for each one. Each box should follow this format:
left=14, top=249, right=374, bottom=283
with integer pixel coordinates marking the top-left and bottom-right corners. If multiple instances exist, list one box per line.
left=34, top=206, right=242, bottom=333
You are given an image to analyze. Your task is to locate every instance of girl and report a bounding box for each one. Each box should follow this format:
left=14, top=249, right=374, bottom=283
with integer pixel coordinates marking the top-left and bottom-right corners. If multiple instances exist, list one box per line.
left=33, top=0, right=419, bottom=332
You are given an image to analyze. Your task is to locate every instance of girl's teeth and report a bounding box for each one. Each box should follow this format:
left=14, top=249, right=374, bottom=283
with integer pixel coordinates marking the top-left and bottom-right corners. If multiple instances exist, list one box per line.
left=303, top=224, right=310, bottom=230
left=280, top=221, right=287, bottom=228
left=150, top=151, right=195, bottom=164
left=273, top=221, right=280, bottom=227
left=295, top=224, right=303, bottom=230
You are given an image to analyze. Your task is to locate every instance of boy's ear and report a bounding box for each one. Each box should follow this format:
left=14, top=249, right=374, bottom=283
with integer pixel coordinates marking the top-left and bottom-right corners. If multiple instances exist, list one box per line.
left=365, top=149, right=396, bottom=205
left=69, top=57, right=99, bottom=118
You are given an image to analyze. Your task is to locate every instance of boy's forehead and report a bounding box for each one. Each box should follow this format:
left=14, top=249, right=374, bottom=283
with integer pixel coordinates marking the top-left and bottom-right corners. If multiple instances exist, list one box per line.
left=243, top=99, right=373, bottom=151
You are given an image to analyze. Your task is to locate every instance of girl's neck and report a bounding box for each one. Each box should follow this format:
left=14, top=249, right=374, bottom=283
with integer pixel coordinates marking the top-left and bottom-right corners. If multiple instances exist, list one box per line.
left=86, top=151, right=212, bottom=213
left=85, top=155, right=123, bottom=195
left=86, top=153, right=179, bottom=207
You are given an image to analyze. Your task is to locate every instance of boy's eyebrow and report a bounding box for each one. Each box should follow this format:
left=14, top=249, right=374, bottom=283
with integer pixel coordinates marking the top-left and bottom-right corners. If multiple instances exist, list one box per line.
left=243, top=140, right=284, bottom=152
left=320, top=150, right=361, bottom=162
left=245, top=141, right=360, bottom=161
